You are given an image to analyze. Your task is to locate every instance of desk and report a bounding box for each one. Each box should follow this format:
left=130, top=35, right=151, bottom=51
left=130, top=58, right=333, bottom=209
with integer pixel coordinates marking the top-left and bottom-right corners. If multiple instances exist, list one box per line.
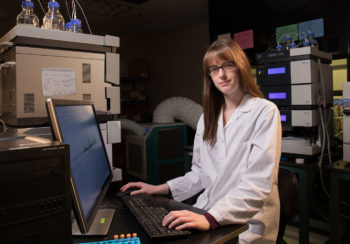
left=279, top=161, right=318, bottom=244
left=73, top=184, right=248, bottom=244
left=329, top=166, right=350, bottom=244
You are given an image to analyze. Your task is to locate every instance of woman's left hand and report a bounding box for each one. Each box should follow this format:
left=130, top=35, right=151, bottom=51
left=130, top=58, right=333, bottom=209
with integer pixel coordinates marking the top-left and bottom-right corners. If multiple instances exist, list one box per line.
left=162, top=210, right=210, bottom=231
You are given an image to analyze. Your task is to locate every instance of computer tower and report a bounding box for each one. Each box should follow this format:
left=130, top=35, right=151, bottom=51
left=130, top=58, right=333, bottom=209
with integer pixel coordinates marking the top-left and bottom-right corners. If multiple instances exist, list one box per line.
left=126, top=123, right=189, bottom=184
left=0, top=135, right=72, bottom=244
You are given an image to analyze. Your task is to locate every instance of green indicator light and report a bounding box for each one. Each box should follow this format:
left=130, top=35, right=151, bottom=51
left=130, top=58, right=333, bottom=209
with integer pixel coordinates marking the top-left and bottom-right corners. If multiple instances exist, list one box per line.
left=100, top=218, right=106, bottom=224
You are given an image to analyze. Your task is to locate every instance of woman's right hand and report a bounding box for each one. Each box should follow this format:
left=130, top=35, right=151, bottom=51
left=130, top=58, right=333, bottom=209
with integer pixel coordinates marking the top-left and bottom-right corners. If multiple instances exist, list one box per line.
left=120, top=182, right=169, bottom=195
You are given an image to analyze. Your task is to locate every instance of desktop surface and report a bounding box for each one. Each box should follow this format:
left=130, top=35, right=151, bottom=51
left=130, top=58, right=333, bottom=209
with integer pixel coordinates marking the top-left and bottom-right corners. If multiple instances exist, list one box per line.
left=73, top=183, right=248, bottom=244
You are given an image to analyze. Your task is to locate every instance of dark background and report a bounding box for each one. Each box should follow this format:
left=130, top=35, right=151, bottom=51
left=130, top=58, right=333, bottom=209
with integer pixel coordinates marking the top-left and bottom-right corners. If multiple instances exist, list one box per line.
left=208, top=0, right=350, bottom=70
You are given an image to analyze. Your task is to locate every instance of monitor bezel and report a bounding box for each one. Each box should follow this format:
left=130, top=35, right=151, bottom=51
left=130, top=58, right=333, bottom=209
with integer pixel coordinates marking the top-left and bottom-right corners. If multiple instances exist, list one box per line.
left=46, top=98, right=113, bottom=234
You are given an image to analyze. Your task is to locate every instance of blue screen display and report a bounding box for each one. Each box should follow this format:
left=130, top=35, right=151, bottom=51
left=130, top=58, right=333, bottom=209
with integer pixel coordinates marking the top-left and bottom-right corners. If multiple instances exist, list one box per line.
left=56, top=105, right=111, bottom=220
left=280, top=114, right=287, bottom=122
left=269, top=92, right=287, bottom=99
left=268, top=67, right=286, bottom=75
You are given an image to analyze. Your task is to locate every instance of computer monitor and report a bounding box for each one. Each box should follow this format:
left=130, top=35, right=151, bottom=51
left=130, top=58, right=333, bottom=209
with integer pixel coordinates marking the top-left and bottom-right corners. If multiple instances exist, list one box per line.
left=46, top=98, right=115, bottom=236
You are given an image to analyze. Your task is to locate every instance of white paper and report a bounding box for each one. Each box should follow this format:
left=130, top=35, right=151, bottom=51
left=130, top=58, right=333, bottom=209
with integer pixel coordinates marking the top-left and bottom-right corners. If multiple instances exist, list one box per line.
left=42, top=68, right=76, bottom=96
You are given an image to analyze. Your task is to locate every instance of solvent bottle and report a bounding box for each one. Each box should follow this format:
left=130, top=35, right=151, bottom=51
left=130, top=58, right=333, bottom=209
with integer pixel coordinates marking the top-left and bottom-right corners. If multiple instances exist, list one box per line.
left=42, top=0, right=65, bottom=31
left=68, top=19, right=83, bottom=33
left=16, top=0, right=39, bottom=27
left=307, top=31, right=318, bottom=48
left=285, top=35, right=292, bottom=50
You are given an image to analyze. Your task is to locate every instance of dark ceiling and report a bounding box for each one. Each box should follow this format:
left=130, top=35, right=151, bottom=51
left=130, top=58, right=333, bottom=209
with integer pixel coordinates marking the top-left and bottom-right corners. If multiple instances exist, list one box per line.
left=0, top=0, right=208, bottom=36
left=38, top=0, right=149, bottom=17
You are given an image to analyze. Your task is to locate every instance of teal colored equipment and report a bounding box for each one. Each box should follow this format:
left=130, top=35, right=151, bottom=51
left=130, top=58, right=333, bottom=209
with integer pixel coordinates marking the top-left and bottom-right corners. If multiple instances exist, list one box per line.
left=126, top=123, right=189, bottom=184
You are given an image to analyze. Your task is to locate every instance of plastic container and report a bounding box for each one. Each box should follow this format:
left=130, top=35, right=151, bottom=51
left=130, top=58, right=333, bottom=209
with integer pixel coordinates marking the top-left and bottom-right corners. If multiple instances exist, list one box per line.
left=307, top=31, right=318, bottom=48
left=302, top=40, right=310, bottom=47
left=42, top=1, right=65, bottom=31
left=68, top=19, right=82, bottom=33
left=284, top=35, right=292, bottom=49
left=16, top=0, right=39, bottom=27
left=289, top=42, right=297, bottom=49
left=65, top=22, right=72, bottom=31
left=276, top=43, right=283, bottom=51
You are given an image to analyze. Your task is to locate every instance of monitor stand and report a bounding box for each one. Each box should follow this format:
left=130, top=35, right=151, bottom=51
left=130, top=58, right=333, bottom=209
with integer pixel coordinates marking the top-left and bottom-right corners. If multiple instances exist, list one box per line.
left=72, top=209, right=115, bottom=236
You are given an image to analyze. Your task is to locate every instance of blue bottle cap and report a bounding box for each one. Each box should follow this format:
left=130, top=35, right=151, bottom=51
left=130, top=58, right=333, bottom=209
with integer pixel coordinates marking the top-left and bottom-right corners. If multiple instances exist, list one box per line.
left=276, top=44, right=283, bottom=50
left=289, top=42, right=297, bottom=48
left=48, top=1, right=60, bottom=9
left=302, top=40, right=310, bottom=46
left=285, top=35, right=292, bottom=41
left=307, top=31, right=315, bottom=37
left=22, top=1, right=34, bottom=8
left=70, top=19, right=82, bottom=26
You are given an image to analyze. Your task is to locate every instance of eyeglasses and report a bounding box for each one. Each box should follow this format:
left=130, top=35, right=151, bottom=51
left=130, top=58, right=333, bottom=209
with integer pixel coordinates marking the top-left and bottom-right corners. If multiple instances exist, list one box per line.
left=207, top=61, right=236, bottom=76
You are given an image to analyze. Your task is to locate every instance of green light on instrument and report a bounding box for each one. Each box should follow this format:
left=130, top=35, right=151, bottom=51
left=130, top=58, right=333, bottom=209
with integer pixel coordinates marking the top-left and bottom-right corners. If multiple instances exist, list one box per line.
left=100, top=218, right=106, bottom=224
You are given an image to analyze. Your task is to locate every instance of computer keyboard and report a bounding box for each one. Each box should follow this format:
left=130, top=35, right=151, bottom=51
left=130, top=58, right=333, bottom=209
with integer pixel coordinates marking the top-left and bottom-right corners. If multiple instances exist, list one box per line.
left=120, top=194, right=191, bottom=239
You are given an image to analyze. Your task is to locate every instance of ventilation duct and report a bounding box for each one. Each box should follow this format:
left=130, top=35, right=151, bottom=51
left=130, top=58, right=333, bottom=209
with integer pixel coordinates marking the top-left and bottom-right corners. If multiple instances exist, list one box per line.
left=152, top=97, right=202, bottom=130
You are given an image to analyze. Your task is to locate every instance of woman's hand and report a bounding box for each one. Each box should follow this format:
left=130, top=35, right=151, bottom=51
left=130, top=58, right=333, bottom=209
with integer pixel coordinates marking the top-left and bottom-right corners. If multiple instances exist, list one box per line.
left=162, top=210, right=210, bottom=231
left=120, top=182, right=169, bottom=195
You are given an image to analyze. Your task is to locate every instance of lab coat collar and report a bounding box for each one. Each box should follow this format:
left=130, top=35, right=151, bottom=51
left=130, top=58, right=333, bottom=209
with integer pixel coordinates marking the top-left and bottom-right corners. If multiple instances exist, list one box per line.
left=235, top=93, right=254, bottom=113
left=219, top=94, right=254, bottom=130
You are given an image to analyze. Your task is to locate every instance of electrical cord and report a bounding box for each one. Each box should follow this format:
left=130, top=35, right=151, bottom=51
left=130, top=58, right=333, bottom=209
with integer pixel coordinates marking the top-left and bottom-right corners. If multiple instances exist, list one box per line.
left=66, top=0, right=71, bottom=20
left=315, top=57, right=333, bottom=201
left=36, top=0, right=45, bottom=15
left=0, top=42, right=13, bottom=47
left=267, top=33, right=276, bottom=50
left=0, top=119, right=7, bottom=133
left=0, top=61, right=16, bottom=70
left=74, top=0, right=92, bottom=34
left=0, top=42, right=13, bottom=54
left=317, top=58, right=332, bottom=166
left=318, top=100, right=331, bottom=198
left=72, top=0, right=77, bottom=19
left=315, top=58, right=350, bottom=214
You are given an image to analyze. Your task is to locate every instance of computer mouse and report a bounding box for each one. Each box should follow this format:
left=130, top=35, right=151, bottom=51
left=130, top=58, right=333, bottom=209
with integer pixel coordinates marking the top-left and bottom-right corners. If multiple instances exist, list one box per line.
left=116, top=187, right=139, bottom=198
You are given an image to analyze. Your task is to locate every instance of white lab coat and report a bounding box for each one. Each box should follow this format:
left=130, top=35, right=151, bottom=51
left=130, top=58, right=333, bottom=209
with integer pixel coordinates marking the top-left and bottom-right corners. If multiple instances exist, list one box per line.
left=167, top=94, right=282, bottom=244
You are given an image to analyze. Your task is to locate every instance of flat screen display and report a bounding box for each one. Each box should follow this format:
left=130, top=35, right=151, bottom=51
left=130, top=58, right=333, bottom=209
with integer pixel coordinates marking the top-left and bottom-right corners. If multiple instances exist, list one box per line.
left=268, top=92, right=287, bottom=99
left=267, top=67, right=286, bottom=75
left=46, top=99, right=114, bottom=235
left=55, top=105, right=111, bottom=220
left=280, top=114, right=287, bottom=122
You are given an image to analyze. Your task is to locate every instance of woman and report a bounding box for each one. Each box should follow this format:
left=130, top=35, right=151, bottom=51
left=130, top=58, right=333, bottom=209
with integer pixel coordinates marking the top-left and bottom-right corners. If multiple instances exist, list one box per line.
left=121, top=38, right=282, bottom=243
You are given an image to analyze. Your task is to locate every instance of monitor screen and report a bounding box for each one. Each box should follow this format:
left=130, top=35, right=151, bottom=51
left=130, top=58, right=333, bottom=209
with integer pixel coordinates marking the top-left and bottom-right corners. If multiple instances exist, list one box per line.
left=46, top=99, right=114, bottom=235
left=268, top=92, right=287, bottom=100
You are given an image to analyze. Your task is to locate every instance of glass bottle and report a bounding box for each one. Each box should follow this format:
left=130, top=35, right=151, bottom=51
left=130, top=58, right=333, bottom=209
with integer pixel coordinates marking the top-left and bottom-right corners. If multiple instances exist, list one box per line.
left=289, top=42, right=297, bottom=49
left=69, top=19, right=82, bottom=33
left=16, top=0, right=39, bottom=27
left=307, top=31, right=318, bottom=48
left=276, top=42, right=283, bottom=51
left=285, top=35, right=292, bottom=50
left=42, top=0, right=65, bottom=31
left=65, top=22, right=72, bottom=31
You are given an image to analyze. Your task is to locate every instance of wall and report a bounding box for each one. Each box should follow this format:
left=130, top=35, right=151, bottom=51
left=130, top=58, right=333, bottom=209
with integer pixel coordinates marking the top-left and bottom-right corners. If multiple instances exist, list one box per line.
left=146, top=22, right=209, bottom=115
left=116, top=22, right=209, bottom=120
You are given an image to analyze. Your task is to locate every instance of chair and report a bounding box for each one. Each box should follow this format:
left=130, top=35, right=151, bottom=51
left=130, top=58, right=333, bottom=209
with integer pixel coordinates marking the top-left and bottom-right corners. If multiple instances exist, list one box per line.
left=276, top=168, right=299, bottom=244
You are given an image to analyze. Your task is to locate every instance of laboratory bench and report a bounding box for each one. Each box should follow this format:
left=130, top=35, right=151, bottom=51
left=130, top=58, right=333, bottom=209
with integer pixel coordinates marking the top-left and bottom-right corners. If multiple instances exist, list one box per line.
left=73, top=182, right=248, bottom=244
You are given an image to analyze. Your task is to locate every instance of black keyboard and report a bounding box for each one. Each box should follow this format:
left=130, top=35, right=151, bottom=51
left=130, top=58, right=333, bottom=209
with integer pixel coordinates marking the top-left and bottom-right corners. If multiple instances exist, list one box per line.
left=120, top=194, right=191, bottom=239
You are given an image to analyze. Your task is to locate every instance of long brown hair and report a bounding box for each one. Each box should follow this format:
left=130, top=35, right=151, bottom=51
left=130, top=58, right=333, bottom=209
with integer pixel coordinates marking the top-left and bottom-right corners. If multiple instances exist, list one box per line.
left=202, top=38, right=263, bottom=146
